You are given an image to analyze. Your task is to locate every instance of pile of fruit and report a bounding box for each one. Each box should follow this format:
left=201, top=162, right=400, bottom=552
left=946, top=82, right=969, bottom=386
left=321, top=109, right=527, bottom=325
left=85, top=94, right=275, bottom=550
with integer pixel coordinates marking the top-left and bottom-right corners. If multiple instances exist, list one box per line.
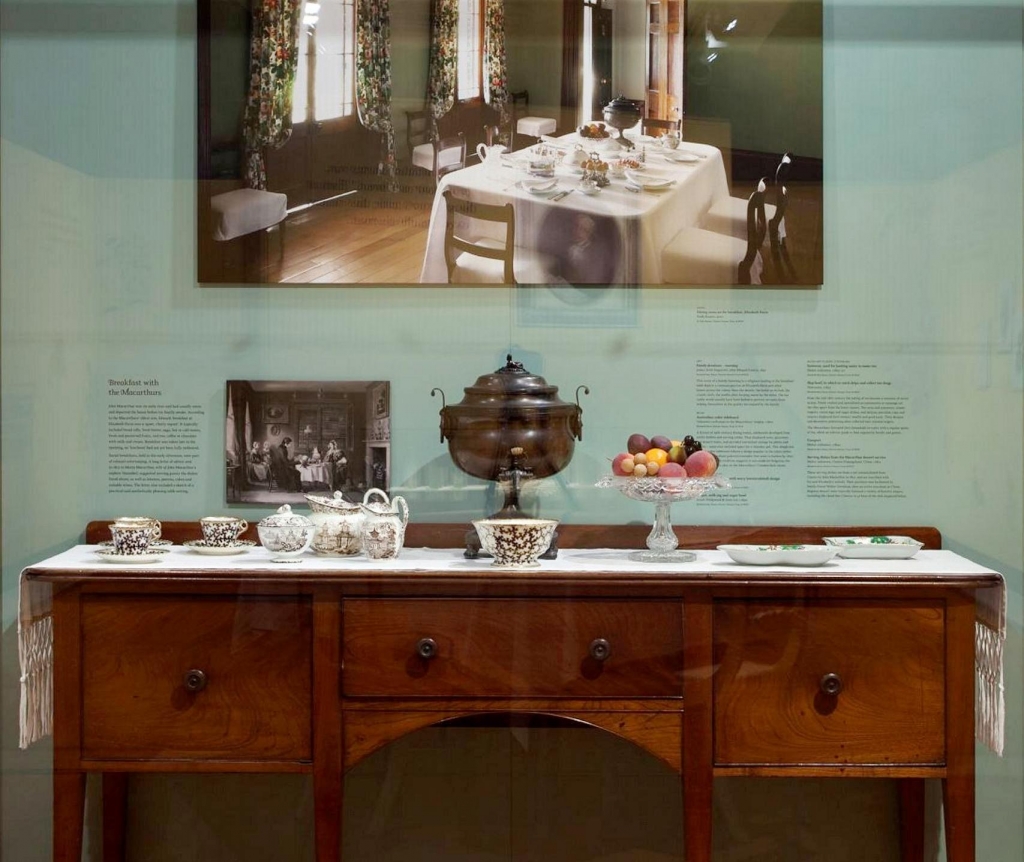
left=610, top=434, right=719, bottom=479
left=615, top=157, right=642, bottom=171
left=581, top=157, right=609, bottom=173
left=579, top=123, right=610, bottom=139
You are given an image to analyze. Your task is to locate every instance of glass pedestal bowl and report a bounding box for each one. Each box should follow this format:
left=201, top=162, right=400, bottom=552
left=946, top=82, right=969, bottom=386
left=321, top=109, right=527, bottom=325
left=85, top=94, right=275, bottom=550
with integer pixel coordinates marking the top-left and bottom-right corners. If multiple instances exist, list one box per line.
left=597, top=475, right=730, bottom=562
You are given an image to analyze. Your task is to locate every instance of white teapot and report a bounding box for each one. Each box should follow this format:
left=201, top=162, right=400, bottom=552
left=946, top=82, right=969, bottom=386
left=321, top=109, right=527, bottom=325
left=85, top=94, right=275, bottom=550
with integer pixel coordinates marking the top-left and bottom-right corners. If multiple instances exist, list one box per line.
left=563, top=144, right=588, bottom=168
left=476, top=143, right=508, bottom=173
left=359, top=488, right=409, bottom=560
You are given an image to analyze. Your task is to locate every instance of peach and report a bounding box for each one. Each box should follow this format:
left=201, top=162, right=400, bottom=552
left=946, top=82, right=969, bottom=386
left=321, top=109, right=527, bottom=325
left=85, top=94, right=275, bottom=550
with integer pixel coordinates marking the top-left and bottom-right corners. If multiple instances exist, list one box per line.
left=683, top=450, right=717, bottom=477
left=611, top=453, right=633, bottom=476
left=659, top=462, right=686, bottom=478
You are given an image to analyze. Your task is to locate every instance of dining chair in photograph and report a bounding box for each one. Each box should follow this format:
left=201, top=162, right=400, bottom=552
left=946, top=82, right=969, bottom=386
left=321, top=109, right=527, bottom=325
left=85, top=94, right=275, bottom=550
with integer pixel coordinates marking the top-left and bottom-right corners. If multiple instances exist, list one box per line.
left=407, top=110, right=468, bottom=185
left=641, top=117, right=681, bottom=138
left=443, top=190, right=517, bottom=284
left=766, top=183, right=799, bottom=283
left=510, top=89, right=556, bottom=151
left=701, top=152, right=792, bottom=241
left=661, top=178, right=768, bottom=285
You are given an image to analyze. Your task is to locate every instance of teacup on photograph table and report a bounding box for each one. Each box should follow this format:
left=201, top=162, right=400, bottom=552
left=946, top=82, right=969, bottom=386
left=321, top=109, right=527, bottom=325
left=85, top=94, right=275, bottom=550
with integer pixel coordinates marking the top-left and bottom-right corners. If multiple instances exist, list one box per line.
left=200, top=516, right=248, bottom=547
left=109, top=523, right=155, bottom=555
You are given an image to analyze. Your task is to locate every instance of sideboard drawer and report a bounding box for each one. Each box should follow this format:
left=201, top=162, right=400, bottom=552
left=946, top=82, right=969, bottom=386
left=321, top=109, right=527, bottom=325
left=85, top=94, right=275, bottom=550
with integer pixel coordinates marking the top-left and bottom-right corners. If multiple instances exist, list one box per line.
left=81, top=596, right=312, bottom=761
left=343, top=599, right=683, bottom=697
left=713, top=600, right=946, bottom=766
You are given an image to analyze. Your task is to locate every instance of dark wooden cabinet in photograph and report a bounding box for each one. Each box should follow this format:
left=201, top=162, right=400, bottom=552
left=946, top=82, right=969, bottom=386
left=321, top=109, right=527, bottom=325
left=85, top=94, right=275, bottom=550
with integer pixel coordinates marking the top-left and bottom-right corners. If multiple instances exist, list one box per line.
left=37, top=523, right=995, bottom=862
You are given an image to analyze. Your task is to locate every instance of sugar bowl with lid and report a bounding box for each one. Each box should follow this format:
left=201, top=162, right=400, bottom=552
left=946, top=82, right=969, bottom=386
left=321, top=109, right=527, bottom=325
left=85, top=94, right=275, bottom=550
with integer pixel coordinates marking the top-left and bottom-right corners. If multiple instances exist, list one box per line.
left=305, top=491, right=364, bottom=556
left=257, top=504, right=315, bottom=562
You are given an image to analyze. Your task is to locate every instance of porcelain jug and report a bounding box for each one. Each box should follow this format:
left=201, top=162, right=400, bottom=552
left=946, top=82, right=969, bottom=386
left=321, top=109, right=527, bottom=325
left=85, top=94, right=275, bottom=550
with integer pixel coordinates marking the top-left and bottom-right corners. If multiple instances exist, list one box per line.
left=476, top=143, right=507, bottom=173
left=563, top=144, right=588, bottom=168
left=359, top=488, right=409, bottom=560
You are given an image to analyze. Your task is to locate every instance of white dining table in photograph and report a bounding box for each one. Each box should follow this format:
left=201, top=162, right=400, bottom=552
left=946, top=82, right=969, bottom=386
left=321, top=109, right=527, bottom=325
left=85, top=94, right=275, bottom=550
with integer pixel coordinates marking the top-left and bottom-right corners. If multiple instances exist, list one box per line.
left=419, top=135, right=733, bottom=286
left=297, top=462, right=330, bottom=485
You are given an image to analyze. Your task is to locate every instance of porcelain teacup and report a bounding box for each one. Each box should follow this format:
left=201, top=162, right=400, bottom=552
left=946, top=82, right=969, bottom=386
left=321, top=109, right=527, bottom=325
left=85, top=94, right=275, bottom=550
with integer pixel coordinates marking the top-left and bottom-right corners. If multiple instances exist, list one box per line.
left=200, top=516, right=248, bottom=547
left=109, top=523, right=154, bottom=555
left=113, top=516, right=161, bottom=540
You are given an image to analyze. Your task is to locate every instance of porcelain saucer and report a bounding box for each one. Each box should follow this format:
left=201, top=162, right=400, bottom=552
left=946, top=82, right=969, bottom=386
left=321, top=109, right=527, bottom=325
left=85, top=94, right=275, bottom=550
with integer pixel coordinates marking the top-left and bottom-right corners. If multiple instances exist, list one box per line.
left=183, top=539, right=257, bottom=556
left=95, top=548, right=171, bottom=564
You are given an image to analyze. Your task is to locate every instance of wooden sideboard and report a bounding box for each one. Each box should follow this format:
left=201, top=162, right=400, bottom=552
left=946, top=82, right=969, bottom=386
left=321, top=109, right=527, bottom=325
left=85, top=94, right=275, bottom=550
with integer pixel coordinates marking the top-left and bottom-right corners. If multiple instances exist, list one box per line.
left=31, top=523, right=998, bottom=861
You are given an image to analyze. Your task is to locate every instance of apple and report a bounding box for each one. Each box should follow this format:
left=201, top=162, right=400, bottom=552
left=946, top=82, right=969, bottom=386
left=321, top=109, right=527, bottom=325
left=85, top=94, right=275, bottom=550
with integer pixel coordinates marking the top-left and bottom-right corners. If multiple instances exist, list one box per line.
left=650, top=435, right=673, bottom=452
left=627, top=433, right=651, bottom=454
left=659, top=461, right=686, bottom=478
left=684, top=450, right=717, bottom=477
left=667, top=445, right=687, bottom=465
left=611, top=453, right=633, bottom=476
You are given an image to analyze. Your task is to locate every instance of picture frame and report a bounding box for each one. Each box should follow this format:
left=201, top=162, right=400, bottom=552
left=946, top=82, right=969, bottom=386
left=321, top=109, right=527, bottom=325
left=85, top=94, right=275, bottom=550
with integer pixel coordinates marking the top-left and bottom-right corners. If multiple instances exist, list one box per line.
left=262, top=402, right=289, bottom=423
left=372, top=384, right=389, bottom=419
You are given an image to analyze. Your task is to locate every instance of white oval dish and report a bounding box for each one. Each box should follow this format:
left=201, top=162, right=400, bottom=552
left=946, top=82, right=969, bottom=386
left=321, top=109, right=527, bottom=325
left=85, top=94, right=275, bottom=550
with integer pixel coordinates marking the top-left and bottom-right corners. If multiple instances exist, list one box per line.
left=822, top=536, right=924, bottom=559
left=664, top=151, right=699, bottom=164
left=718, top=544, right=839, bottom=566
left=95, top=548, right=170, bottom=564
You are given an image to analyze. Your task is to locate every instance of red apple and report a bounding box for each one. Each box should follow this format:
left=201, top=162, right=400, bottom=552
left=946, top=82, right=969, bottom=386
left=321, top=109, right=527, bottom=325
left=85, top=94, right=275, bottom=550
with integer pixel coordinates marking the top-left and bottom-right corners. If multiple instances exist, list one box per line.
left=684, top=450, right=717, bottom=477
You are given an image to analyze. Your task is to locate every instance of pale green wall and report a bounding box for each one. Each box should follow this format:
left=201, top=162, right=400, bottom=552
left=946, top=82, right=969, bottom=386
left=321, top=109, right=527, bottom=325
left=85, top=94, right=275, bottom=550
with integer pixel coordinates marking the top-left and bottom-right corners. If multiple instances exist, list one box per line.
left=1, top=1, right=1022, bottom=860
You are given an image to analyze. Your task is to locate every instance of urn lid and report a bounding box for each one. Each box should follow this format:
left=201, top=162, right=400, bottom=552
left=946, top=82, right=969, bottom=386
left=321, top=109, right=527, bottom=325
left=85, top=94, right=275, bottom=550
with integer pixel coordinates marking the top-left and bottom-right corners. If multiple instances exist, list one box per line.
left=605, top=95, right=644, bottom=113
left=258, top=504, right=313, bottom=528
left=453, top=354, right=573, bottom=411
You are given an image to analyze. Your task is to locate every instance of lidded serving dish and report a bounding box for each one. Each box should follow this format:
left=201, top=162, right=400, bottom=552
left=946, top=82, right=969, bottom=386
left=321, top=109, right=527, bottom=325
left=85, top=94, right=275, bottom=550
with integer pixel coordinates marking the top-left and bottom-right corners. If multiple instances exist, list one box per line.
left=305, top=492, right=364, bottom=556
left=257, top=504, right=315, bottom=562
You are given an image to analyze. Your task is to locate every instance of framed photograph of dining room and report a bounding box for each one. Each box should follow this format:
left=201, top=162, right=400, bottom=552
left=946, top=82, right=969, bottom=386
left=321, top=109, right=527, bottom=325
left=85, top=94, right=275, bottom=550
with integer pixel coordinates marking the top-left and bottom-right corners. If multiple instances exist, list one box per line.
left=197, top=0, right=822, bottom=288
left=225, top=379, right=391, bottom=505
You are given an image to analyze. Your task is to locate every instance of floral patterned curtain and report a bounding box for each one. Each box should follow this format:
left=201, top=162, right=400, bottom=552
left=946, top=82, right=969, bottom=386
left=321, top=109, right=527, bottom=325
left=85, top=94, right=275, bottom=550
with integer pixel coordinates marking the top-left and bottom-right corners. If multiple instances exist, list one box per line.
left=426, top=0, right=459, bottom=127
left=243, top=0, right=303, bottom=189
left=484, top=0, right=510, bottom=138
left=356, top=0, right=397, bottom=184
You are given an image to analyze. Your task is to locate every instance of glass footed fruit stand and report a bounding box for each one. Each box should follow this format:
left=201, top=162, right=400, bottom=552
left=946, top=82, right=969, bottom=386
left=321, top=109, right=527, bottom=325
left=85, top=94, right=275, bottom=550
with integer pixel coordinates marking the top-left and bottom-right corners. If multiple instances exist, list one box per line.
left=596, top=475, right=730, bottom=562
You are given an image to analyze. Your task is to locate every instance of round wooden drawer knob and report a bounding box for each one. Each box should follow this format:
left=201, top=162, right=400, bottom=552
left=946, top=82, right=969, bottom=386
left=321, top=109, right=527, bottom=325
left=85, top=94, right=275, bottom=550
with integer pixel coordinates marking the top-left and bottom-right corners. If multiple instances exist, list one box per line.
left=589, top=638, right=612, bottom=662
left=184, top=669, right=208, bottom=692
left=819, top=672, right=843, bottom=697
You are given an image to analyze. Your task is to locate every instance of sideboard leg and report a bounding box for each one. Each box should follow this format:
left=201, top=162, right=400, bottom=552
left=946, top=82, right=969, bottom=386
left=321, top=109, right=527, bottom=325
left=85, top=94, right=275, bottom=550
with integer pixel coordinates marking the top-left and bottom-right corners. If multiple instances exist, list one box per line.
left=102, top=772, right=129, bottom=862
left=943, top=595, right=976, bottom=862
left=313, top=592, right=343, bottom=862
left=898, top=778, right=925, bottom=862
left=53, top=771, right=85, bottom=862
left=682, top=597, right=714, bottom=862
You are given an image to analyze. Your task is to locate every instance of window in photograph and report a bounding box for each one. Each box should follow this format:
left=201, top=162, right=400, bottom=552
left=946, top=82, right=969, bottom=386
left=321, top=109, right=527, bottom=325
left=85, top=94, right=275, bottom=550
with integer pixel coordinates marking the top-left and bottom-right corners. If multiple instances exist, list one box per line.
left=458, top=0, right=483, bottom=100
left=291, top=0, right=356, bottom=125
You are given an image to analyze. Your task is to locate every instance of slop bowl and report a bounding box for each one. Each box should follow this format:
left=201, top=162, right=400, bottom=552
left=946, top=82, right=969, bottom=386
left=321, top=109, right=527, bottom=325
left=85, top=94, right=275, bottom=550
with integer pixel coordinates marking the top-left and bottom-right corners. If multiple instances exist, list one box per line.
left=472, top=518, right=559, bottom=567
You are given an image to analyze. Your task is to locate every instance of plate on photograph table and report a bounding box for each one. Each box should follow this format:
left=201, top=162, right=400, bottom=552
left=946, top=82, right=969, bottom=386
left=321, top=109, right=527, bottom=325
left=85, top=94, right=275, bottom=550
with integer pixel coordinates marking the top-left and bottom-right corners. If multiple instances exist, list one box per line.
left=822, top=536, right=923, bottom=559
left=521, top=178, right=559, bottom=195
left=625, top=170, right=675, bottom=190
left=98, top=538, right=172, bottom=548
left=183, top=539, right=257, bottom=556
left=663, top=151, right=700, bottom=164
left=718, top=544, right=839, bottom=566
left=95, top=548, right=171, bottom=564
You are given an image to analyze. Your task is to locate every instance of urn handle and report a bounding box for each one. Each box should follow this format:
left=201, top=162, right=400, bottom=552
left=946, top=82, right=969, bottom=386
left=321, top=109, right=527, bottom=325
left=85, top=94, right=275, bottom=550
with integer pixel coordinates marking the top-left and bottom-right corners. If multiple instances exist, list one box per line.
left=572, top=385, right=590, bottom=441
left=431, top=388, right=451, bottom=442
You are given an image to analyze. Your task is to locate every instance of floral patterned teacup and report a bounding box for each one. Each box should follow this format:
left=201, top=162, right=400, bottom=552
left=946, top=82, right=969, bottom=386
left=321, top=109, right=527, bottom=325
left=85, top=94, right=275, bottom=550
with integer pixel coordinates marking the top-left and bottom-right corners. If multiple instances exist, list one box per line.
left=200, top=516, right=248, bottom=547
left=109, top=523, right=154, bottom=555
left=113, top=516, right=161, bottom=540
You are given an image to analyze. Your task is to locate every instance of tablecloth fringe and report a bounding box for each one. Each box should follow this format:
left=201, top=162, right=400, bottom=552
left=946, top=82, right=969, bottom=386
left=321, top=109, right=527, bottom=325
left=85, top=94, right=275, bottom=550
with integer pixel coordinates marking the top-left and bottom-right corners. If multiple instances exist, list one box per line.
left=975, top=620, right=1005, bottom=757
left=19, top=615, right=53, bottom=749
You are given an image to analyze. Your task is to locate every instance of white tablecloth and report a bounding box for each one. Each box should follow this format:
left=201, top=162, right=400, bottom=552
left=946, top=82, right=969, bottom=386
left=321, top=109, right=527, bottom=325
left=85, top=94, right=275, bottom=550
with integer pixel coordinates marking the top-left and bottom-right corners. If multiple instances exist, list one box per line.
left=420, top=138, right=731, bottom=285
left=297, top=463, right=330, bottom=485
left=19, top=548, right=1005, bottom=755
